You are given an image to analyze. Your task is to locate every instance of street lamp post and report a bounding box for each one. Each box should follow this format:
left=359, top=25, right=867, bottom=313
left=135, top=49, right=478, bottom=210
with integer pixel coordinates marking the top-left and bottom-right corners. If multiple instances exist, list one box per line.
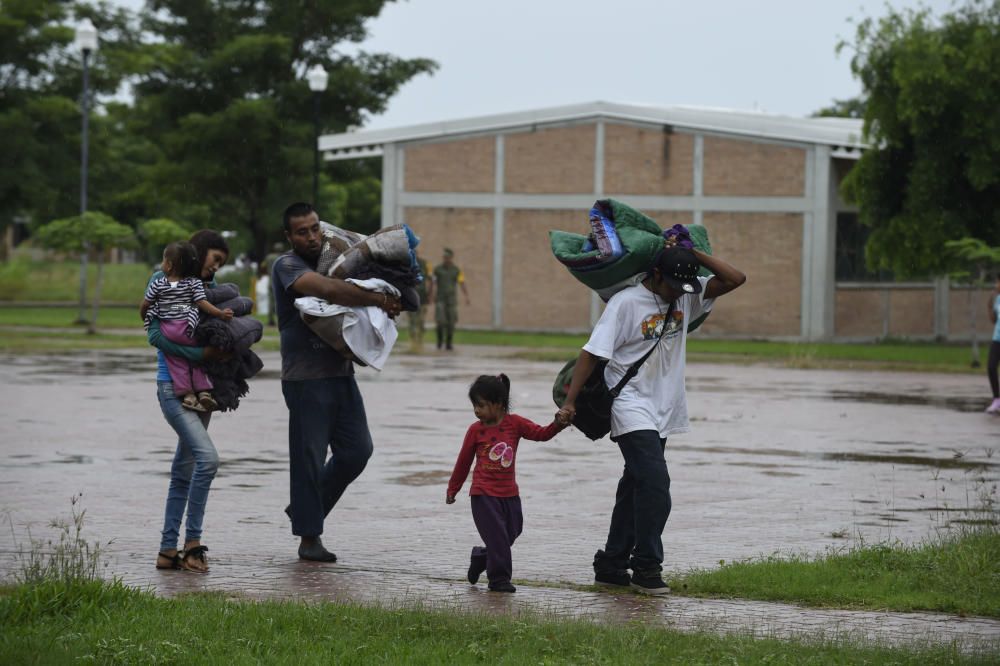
left=306, top=64, right=328, bottom=206
left=74, top=18, right=98, bottom=325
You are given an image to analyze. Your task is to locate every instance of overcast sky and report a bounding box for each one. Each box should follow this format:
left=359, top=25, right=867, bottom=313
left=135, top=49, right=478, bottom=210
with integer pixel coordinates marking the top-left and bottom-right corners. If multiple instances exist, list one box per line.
left=114, top=0, right=957, bottom=129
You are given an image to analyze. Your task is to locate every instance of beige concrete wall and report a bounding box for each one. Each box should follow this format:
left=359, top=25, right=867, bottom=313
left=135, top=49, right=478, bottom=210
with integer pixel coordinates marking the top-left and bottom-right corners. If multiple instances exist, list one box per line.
left=645, top=211, right=694, bottom=228
left=603, top=125, right=694, bottom=195
left=504, top=125, right=596, bottom=194
left=835, top=287, right=935, bottom=338
left=404, top=137, right=495, bottom=193
left=403, top=207, right=494, bottom=327
left=948, top=287, right=996, bottom=339
left=703, top=136, right=806, bottom=196
left=698, top=212, right=803, bottom=337
left=501, top=210, right=592, bottom=331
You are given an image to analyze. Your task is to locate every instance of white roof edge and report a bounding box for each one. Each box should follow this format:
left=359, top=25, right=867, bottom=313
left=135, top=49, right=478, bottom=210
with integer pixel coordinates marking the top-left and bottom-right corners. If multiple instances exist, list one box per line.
left=319, top=101, right=866, bottom=152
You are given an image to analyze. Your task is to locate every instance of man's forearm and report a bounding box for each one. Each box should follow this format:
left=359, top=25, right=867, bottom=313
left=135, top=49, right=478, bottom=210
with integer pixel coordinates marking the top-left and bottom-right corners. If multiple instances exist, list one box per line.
left=564, top=349, right=600, bottom=406
left=694, top=249, right=746, bottom=296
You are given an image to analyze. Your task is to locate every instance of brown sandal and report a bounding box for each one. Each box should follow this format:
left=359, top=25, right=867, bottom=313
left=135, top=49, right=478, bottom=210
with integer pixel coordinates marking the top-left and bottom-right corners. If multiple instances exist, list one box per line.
left=156, top=551, right=182, bottom=570
left=180, top=545, right=209, bottom=573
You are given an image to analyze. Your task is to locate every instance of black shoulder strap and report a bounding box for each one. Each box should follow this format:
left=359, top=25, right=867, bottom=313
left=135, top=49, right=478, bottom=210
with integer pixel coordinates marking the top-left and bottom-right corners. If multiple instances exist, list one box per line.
left=608, top=300, right=675, bottom=398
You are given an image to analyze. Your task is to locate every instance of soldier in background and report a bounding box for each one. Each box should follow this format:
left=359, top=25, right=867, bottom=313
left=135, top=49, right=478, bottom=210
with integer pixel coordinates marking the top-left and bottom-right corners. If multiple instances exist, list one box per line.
left=432, top=248, right=470, bottom=351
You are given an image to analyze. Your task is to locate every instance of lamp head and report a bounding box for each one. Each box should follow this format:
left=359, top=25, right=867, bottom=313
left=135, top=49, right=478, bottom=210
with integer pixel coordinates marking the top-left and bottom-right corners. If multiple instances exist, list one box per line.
left=74, top=18, right=98, bottom=52
left=306, top=64, right=328, bottom=92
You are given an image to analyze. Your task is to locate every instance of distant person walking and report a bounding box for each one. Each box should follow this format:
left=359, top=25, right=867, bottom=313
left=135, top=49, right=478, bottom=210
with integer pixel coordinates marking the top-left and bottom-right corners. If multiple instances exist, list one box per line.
left=408, top=251, right=433, bottom=351
left=272, top=202, right=402, bottom=562
left=987, top=273, right=1000, bottom=415
left=433, top=248, right=470, bottom=351
left=148, top=230, right=231, bottom=573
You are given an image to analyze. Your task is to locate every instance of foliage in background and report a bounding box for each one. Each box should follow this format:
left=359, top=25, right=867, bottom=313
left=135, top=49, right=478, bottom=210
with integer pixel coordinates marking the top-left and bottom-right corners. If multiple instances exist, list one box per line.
left=841, top=1, right=1000, bottom=279
left=0, top=1, right=432, bottom=257
left=138, top=217, right=191, bottom=263
left=0, top=0, right=143, bottom=231
left=811, top=96, right=867, bottom=118
left=126, top=0, right=435, bottom=257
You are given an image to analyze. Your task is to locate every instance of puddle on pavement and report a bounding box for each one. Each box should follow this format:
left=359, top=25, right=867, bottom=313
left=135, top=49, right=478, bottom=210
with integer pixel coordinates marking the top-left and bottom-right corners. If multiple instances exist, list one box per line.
left=391, top=470, right=451, bottom=486
left=828, top=390, right=984, bottom=413
left=670, top=444, right=997, bottom=470
left=52, top=454, right=93, bottom=464
left=759, top=470, right=802, bottom=477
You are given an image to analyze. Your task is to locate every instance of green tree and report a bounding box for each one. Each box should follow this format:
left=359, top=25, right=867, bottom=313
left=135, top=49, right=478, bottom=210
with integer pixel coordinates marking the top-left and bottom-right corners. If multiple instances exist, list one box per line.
left=841, top=1, right=1000, bottom=279
left=811, top=96, right=866, bottom=119
left=129, top=0, right=435, bottom=258
left=945, top=237, right=1000, bottom=365
left=34, top=211, right=136, bottom=332
left=0, top=0, right=141, bottom=229
left=139, top=217, right=192, bottom=263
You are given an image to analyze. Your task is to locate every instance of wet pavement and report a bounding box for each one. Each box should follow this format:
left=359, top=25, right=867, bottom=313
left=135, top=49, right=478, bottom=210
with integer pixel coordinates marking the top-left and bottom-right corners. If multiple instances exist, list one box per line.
left=1, top=347, right=999, bottom=652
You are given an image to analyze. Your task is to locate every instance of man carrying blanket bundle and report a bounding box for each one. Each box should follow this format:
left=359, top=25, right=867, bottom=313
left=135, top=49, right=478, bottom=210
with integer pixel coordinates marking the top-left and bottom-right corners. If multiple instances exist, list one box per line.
left=557, top=232, right=746, bottom=594
left=271, top=202, right=402, bottom=562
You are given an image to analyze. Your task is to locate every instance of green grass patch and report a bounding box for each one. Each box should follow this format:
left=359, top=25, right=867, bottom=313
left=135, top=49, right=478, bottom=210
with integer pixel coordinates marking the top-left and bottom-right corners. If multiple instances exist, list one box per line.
left=0, top=579, right=994, bottom=665
left=511, top=337, right=985, bottom=374
left=672, top=526, right=1000, bottom=618
left=0, top=260, right=254, bottom=303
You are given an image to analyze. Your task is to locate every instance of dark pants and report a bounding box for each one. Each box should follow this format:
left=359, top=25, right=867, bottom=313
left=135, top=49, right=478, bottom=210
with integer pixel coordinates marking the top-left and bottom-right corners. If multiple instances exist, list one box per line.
left=594, top=430, right=670, bottom=576
left=282, top=377, right=373, bottom=537
left=989, top=341, right=1000, bottom=398
left=470, top=495, right=523, bottom=585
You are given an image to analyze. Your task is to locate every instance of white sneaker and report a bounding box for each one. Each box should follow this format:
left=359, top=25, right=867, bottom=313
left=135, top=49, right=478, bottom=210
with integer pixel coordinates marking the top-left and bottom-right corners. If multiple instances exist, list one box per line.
left=986, top=398, right=1000, bottom=415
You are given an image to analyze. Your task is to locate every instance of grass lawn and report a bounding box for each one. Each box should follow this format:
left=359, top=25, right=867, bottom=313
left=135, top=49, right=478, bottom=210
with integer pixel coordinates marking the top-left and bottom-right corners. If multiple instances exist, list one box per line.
left=669, top=526, right=1000, bottom=618
left=0, top=259, right=253, bottom=303
left=0, top=579, right=993, bottom=665
left=0, top=303, right=987, bottom=373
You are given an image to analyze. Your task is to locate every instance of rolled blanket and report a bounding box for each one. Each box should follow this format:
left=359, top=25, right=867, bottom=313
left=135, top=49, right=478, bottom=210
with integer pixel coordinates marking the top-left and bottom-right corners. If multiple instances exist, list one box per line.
left=201, top=350, right=263, bottom=412
left=204, top=283, right=240, bottom=305
left=213, top=296, right=255, bottom=317
left=195, top=315, right=263, bottom=353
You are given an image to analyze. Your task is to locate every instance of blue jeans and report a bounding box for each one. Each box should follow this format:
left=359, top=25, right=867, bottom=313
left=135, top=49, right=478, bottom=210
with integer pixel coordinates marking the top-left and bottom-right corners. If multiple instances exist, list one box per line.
left=282, top=377, right=373, bottom=537
left=157, top=381, right=219, bottom=552
left=595, top=430, right=670, bottom=575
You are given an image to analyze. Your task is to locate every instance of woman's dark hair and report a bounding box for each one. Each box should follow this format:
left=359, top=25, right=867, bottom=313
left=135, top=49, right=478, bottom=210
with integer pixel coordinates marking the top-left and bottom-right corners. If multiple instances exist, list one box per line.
left=188, top=229, right=230, bottom=268
left=163, top=241, right=201, bottom=279
left=468, top=373, right=511, bottom=412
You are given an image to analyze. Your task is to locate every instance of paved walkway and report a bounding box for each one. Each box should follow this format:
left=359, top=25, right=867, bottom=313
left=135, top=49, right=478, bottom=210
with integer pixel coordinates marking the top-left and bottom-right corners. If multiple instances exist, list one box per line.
left=1, top=347, right=998, bottom=653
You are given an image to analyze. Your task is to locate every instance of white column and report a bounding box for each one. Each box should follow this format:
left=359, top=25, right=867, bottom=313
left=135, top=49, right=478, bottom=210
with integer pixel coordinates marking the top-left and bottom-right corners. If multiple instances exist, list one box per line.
left=801, top=145, right=835, bottom=340
left=590, top=121, right=606, bottom=326
left=493, top=135, right=505, bottom=328
left=380, top=143, right=397, bottom=229
left=934, top=276, right=950, bottom=339
left=693, top=134, right=704, bottom=226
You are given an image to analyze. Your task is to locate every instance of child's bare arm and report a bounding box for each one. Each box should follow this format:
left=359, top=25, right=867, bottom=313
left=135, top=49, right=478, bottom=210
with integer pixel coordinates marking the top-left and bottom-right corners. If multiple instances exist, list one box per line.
left=140, top=299, right=151, bottom=321
left=196, top=299, right=234, bottom=321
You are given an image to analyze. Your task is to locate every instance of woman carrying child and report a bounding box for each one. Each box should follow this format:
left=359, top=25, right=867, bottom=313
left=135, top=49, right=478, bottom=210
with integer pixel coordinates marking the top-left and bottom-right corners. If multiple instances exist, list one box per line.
left=147, top=230, right=231, bottom=573
left=141, top=240, right=233, bottom=412
left=446, top=374, right=567, bottom=593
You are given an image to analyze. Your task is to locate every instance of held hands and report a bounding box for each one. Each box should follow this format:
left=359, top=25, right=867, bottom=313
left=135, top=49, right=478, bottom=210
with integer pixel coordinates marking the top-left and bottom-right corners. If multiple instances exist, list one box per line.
left=445, top=493, right=456, bottom=505
left=556, top=403, right=575, bottom=427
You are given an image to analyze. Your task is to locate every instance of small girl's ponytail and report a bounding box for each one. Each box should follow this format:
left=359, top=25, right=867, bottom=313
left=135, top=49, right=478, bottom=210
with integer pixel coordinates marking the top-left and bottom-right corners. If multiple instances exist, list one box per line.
left=469, top=373, right=512, bottom=413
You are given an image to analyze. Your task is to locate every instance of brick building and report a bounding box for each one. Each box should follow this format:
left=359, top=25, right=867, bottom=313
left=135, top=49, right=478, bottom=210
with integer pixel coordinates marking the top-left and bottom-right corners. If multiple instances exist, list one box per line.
left=319, top=102, right=992, bottom=341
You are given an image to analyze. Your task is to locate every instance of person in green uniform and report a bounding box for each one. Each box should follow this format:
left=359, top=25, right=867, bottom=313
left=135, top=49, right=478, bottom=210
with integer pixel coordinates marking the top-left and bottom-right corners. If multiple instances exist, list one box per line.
left=408, top=251, right=433, bottom=351
left=433, top=248, right=470, bottom=351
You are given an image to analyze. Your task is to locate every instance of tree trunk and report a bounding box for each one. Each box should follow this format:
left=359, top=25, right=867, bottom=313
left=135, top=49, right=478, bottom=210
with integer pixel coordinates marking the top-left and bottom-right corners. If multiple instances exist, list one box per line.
left=88, top=247, right=105, bottom=335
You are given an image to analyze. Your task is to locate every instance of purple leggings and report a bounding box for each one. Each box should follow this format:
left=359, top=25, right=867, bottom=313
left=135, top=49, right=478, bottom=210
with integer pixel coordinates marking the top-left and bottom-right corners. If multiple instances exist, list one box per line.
left=161, top=319, right=212, bottom=396
left=470, top=495, right=523, bottom=586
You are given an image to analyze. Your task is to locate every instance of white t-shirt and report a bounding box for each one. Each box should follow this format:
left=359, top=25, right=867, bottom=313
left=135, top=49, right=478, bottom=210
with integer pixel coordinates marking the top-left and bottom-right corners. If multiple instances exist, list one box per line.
left=582, top=276, right=714, bottom=439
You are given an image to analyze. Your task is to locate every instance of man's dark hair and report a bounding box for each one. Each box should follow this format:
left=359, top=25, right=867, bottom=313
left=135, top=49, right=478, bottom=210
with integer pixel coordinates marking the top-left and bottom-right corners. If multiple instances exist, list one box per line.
left=468, top=374, right=512, bottom=413
left=163, top=241, right=201, bottom=279
left=283, top=202, right=316, bottom=233
left=188, top=230, right=230, bottom=269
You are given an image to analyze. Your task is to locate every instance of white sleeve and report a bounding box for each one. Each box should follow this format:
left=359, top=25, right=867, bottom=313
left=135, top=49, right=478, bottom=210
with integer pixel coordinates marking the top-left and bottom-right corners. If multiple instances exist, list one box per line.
left=690, top=275, right=715, bottom=320
left=582, top=295, right=622, bottom=360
